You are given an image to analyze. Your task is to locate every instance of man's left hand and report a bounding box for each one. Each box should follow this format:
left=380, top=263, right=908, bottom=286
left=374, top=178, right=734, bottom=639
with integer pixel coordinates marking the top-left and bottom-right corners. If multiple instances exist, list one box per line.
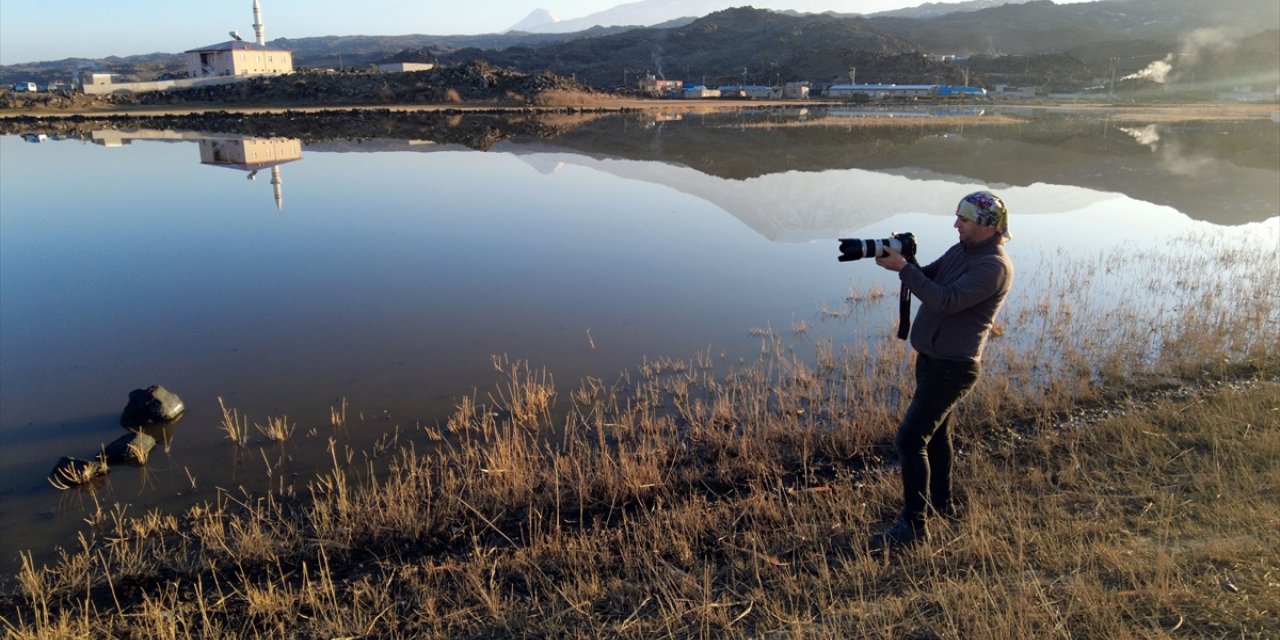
left=876, top=246, right=908, bottom=272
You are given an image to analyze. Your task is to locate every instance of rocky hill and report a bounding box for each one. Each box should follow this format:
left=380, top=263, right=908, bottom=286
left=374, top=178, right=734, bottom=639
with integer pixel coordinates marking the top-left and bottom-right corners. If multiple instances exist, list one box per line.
left=1, top=0, right=1276, bottom=95
left=0, top=61, right=600, bottom=113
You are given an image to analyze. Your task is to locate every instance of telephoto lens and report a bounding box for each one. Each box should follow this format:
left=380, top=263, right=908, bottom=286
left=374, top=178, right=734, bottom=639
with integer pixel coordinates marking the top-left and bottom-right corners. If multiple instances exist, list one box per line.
left=837, top=233, right=915, bottom=262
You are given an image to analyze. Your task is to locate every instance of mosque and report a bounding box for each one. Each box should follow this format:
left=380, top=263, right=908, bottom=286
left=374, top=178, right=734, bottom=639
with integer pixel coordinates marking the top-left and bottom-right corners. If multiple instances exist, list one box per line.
left=185, top=1, right=294, bottom=78
left=83, top=1, right=293, bottom=95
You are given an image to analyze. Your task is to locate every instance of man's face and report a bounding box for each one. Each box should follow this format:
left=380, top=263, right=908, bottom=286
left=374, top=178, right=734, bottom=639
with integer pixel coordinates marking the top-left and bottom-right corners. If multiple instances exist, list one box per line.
left=954, top=215, right=998, bottom=247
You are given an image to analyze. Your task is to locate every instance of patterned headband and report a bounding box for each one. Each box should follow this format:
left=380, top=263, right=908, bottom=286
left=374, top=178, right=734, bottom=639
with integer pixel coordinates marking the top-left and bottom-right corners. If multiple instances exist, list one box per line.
left=956, top=191, right=1011, bottom=241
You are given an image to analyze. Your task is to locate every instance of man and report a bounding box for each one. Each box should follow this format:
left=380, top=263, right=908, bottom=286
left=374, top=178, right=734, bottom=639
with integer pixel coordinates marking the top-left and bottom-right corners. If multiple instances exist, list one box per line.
left=870, top=190, right=1014, bottom=548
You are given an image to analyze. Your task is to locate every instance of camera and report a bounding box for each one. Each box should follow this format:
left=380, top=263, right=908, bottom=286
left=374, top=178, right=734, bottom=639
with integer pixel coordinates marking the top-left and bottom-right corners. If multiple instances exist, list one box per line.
left=837, top=232, right=916, bottom=262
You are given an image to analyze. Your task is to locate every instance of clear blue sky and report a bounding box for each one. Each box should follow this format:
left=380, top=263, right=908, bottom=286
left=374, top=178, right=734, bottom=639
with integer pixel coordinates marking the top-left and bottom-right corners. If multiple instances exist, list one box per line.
left=0, top=1, right=1089, bottom=65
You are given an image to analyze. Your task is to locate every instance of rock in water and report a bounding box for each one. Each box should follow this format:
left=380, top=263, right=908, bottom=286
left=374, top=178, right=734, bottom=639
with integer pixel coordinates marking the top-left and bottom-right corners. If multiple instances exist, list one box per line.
left=48, top=456, right=109, bottom=490
left=120, top=385, right=185, bottom=427
left=103, top=431, right=157, bottom=464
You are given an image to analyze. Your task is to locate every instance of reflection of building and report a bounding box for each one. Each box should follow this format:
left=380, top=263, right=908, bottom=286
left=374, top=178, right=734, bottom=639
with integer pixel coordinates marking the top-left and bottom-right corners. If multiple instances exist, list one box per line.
left=88, top=129, right=302, bottom=210
left=199, top=137, right=302, bottom=211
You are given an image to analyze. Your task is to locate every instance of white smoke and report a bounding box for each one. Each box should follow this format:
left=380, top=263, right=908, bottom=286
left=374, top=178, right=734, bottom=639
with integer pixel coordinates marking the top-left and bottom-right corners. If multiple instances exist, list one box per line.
left=1179, top=26, right=1240, bottom=65
left=1120, top=124, right=1161, bottom=148
left=1121, top=26, right=1242, bottom=84
left=1123, top=55, right=1175, bottom=83
left=1118, top=124, right=1217, bottom=177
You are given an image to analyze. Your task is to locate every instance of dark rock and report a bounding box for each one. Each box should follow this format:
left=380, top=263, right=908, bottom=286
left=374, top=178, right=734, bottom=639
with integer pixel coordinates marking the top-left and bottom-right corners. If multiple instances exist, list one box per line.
left=120, top=385, right=185, bottom=427
left=48, top=456, right=108, bottom=490
left=102, top=431, right=157, bottom=465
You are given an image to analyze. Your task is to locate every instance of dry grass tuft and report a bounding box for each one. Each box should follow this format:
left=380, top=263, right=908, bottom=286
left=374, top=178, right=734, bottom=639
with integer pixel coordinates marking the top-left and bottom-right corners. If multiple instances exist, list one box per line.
left=218, top=397, right=250, bottom=445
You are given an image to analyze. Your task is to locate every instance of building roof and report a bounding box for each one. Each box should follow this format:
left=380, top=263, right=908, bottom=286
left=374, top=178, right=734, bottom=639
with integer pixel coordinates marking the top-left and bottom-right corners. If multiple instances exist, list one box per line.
left=185, top=40, right=290, bottom=53
left=203, top=157, right=299, bottom=171
left=828, top=84, right=937, bottom=91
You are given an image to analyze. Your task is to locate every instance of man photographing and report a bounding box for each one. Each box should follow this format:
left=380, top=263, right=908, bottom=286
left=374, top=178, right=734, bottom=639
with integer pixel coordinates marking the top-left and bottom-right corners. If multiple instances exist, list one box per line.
left=870, top=190, right=1015, bottom=548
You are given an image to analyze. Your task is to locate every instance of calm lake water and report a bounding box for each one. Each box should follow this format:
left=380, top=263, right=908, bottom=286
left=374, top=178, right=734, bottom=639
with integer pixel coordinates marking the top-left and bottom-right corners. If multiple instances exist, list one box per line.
left=1, top=106, right=1277, bottom=575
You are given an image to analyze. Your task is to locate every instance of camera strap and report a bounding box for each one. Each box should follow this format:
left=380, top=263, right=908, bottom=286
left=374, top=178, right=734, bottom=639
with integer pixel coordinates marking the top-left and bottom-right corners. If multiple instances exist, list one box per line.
left=897, top=256, right=919, bottom=340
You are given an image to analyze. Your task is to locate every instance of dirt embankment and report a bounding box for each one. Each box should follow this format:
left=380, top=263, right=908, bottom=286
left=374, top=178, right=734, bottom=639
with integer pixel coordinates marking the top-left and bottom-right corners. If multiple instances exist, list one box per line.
left=2, top=59, right=1275, bottom=121
left=0, top=61, right=641, bottom=116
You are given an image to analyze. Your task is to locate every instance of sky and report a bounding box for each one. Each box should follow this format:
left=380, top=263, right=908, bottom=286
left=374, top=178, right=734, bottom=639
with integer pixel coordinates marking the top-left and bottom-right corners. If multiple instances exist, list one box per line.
left=0, top=0, right=1090, bottom=65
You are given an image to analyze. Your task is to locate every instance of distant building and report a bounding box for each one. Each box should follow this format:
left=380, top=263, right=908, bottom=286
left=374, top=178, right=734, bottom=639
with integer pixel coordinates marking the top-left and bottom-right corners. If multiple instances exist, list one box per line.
left=934, top=85, right=987, bottom=97
left=83, top=73, right=114, bottom=89
left=639, top=74, right=683, bottom=96
left=826, top=83, right=936, bottom=99
left=188, top=0, right=291, bottom=78
left=1218, top=84, right=1280, bottom=103
left=186, top=40, right=293, bottom=78
left=378, top=62, right=435, bottom=73
left=716, top=84, right=777, bottom=99
left=682, top=86, right=721, bottom=99
left=993, top=84, right=1037, bottom=99
left=783, top=82, right=810, bottom=99
left=84, top=1, right=292, bottom=95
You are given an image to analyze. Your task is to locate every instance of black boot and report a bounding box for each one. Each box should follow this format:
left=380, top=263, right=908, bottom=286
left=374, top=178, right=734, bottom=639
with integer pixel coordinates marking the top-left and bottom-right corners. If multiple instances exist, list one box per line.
left=870, top=516, right=926, bottom=549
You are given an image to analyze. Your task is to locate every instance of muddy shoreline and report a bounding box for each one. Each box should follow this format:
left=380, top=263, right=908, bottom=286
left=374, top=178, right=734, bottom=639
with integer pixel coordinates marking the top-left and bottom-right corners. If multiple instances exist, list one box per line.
left=2, top=97, right=1276, bottom=122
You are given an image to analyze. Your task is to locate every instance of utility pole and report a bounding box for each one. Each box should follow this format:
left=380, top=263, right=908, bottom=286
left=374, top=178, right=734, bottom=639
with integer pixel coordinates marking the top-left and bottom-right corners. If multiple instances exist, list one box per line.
left=1109, top=57, right=1118, bottom=98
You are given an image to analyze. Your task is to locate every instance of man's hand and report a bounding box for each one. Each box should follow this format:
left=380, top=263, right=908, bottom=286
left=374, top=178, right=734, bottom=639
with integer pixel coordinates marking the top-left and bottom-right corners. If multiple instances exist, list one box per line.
left=876, top=246, right=908, bottom=272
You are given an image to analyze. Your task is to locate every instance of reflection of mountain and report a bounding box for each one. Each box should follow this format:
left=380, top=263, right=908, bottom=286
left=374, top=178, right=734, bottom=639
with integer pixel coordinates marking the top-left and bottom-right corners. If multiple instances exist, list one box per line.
left=507, top=110, right=1279, bottom=227
left=89, top=130, right=302, bottom=211
left=71, top=107, right=1278, bottom=226
left=507, top=145, right=1120, bottom=241
left=292, top=109, right=1275, bottom=237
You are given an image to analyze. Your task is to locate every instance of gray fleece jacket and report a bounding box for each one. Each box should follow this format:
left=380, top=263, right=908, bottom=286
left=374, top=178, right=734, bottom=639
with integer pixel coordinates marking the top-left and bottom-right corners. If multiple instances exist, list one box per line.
left=899, top=235, right=1014, bottom=363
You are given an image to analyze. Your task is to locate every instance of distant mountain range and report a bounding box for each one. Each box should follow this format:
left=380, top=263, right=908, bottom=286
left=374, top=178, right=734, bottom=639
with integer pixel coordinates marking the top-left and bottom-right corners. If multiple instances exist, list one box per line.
left=456, top=1, right=1280, bottom=91
left=2, top=0, right=1276, bottom=94
left=503, top=0, right=1037, bottom=34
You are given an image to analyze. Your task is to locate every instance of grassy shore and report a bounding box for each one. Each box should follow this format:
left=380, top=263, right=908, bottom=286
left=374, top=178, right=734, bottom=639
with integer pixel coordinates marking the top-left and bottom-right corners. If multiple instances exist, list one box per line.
left=1, top=219, right=1277, bottom=637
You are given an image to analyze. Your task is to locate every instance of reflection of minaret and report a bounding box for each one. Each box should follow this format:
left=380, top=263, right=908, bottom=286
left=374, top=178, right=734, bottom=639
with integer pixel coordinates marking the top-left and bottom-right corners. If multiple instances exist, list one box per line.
left=253, top=0, right=266, bottom=46
left=198, top=136, right=302, bottom=211
left=271, top=166, right=283, bottom=211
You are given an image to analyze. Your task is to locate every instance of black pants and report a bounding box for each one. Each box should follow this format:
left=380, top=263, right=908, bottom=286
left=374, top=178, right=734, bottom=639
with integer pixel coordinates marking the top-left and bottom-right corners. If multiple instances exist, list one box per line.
left=895, top=353, right=980, bottom=524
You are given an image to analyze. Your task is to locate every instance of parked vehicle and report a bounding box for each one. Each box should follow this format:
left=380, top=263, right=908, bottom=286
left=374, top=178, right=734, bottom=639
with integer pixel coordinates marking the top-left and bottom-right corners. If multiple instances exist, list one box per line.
left=12, top=82, right=38, bottom=92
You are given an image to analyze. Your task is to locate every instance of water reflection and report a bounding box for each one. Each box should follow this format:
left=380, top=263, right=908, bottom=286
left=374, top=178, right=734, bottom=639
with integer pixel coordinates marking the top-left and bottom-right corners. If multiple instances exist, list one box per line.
left=529, top=109, right=1280, bottom=226
left=198, top=136, right=301, bottom=211
left=86, top=129, right=303, bottom=211
left=0, top=107, right=1276, bottom=578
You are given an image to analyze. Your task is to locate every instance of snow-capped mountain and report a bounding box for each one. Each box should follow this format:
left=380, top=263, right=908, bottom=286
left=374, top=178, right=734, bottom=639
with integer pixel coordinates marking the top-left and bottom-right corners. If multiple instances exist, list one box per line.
left=505, top=8, right=561, bottom=33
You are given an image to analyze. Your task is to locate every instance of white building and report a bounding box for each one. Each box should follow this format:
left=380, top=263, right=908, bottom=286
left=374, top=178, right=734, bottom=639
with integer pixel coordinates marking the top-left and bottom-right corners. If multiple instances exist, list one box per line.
left=783, top=82, right=810, bottom=99
left=682, top=86, right=721, bottom=99
left=186, top=40, right=293, bottom=78
left=378, top=62, right=435, bottom=73
left=826, top=83, right=935, bottom=99
left=639, top=74, right=683, bottom=96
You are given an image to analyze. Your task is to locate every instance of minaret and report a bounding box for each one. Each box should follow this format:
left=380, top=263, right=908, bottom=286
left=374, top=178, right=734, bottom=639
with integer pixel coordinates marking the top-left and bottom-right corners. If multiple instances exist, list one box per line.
left=271, top=166, right=283, bottom=211
left=253, top=0, right=266, bottom=46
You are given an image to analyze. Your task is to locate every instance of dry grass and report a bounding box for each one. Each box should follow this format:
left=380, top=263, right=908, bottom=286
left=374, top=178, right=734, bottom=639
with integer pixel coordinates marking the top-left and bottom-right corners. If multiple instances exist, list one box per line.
left=255, top=416, right=295, bottom=443
left=217, top=397, right=249, bottom=445
left=2, top=231, right=1277, bottom=638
